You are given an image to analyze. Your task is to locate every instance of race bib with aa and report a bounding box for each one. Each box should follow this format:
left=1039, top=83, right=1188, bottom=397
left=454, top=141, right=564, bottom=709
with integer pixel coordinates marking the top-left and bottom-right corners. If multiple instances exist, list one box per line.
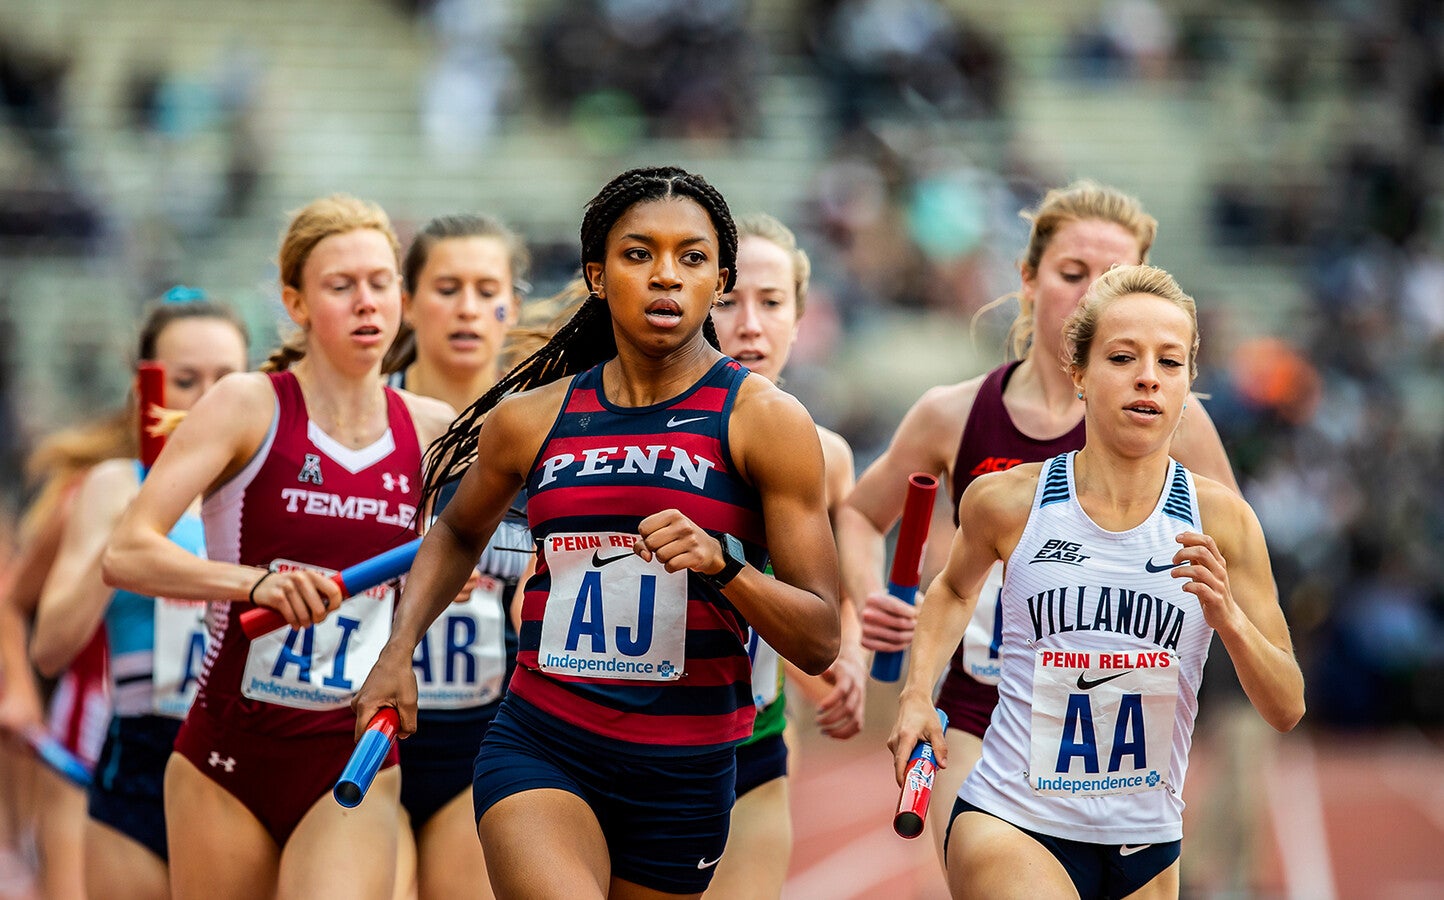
left=1028, top=647, right=1180, bottom=797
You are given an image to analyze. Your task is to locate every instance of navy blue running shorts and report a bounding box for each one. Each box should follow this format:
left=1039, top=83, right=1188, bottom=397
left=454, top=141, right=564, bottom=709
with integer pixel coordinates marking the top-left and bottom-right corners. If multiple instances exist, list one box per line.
left=945, top=796, right=1181, bottom=900
left=734, top=732, right=787, bottom=797
left=399, top=704, right=497, bottom=831
left=88, top=714, right=182, bottom=861
left=473, top=696, right=736, bottom=894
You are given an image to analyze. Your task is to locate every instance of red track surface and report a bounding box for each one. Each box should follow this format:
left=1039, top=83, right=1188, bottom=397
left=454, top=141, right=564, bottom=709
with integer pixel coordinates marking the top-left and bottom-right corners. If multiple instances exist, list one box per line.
left=784, top=687, right=1444, bottom=899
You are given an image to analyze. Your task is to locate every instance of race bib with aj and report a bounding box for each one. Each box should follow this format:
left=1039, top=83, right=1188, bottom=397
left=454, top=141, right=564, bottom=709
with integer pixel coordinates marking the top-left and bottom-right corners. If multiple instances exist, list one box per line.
left=538, top=532, right=687, bottom=682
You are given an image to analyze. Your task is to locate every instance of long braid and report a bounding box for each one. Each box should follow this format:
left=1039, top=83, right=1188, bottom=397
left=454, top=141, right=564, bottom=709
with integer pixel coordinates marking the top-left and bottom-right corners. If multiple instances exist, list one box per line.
left=420, top=295, right=614, bottom=510
left=420, top=166, right=737, bottom=513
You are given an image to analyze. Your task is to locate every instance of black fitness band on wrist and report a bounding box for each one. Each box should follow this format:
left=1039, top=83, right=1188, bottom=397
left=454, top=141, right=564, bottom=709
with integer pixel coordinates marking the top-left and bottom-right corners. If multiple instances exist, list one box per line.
left=248, top=571, right=273, bottom=603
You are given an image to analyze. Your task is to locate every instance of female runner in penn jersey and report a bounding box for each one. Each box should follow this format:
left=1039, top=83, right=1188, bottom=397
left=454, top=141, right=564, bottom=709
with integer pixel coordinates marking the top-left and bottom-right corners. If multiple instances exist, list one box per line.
left=355, top=166, right=840, bottom=900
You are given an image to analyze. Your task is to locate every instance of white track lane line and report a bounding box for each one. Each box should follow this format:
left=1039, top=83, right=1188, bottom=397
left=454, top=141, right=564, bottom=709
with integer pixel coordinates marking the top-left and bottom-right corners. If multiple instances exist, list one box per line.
left=1266, top=733, right=1336, bottom=900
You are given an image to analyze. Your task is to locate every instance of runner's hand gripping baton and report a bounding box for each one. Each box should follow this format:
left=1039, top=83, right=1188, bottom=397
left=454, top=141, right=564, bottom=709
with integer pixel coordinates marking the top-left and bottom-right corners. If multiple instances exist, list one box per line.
left=334, top=707, right=400, bottom=808
left=238, top=538, right=423, bottom=639
left=22, top=726, right=93, bottom=789
left=137, top=361, right=166, bottom=472
left=870, top=473, right=939, bottom=682
left=893, top=708, right=948, bottom=838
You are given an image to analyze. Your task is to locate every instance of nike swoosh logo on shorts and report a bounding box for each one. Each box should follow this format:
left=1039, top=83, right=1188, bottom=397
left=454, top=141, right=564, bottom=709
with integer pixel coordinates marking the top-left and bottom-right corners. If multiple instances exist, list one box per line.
left=697, top=856, right=722, bottom=869
left=591, top=550, right=633, bottom=567
left=1076, top=671, right=1129, bottom=690
left=667, top=415, right=707, bottom=428
left=1119, top=843, right=1151, bottom=856
left=1144, top=557, right=1181, bottom=573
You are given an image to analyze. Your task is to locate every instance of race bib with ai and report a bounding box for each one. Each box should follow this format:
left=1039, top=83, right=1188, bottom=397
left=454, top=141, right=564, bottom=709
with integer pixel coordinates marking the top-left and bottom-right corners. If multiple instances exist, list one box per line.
left=242, top=558, right=395, bottom=710
left=960, top=563, right=1005, bottom=685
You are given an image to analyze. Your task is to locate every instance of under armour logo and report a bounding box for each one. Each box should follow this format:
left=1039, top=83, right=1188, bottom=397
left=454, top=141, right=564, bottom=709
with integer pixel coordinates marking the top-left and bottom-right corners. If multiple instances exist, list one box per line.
left=298, top=453, right=324, bottom=485
left=382, top=473, right=410, bottom=493
left=207, top=751, right=236, bottom=773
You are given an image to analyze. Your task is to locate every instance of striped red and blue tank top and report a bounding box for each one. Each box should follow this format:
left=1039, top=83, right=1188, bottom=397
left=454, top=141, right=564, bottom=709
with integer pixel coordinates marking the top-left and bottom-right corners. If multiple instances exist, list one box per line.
left=512, top=356, right=765, bottom=753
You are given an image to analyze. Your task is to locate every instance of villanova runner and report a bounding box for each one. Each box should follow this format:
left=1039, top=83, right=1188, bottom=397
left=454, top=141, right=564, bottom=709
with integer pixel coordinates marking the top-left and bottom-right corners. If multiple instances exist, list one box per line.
left=31, top=295, right=248, bottom=900
left=354, top=166, right=840, bottom=900
left=889, top=265, right=1304, bottom=900
left=841, top=181, right=1240, bottom=865
left=103, top=195, right=454, bottom=899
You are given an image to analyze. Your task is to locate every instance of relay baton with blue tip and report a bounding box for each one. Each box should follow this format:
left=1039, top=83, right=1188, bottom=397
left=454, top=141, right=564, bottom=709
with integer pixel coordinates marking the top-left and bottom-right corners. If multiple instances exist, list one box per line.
left=334, top=707, right=400, bottom=808
left=23, top=727, right=93, bottom=789
left=238, top=538, right=423, bottom=639
left=870, top=473, right=940, bottom=682
left=894, top=708, right=948, bottom=838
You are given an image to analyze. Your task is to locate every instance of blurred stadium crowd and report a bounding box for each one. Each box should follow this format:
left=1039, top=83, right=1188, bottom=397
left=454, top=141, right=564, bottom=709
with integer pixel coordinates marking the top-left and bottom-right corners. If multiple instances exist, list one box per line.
left=0, top=0, right=1442, bottom=728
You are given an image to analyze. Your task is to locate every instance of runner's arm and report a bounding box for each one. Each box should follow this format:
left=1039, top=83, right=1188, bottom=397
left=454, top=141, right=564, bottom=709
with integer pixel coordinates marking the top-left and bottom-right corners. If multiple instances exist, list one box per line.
left=1183, top=485, right=1305, bottom=732
left=31, top=461, right=135, bottom=676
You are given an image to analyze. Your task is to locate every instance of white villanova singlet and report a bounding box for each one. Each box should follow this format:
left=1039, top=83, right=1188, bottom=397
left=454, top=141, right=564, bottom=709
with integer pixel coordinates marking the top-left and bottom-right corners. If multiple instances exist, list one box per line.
left=959, top=452, right=1215, bottom=845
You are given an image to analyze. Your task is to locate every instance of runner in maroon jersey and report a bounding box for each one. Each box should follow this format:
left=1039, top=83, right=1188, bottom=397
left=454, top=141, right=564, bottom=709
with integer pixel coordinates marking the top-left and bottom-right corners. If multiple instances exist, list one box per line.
left=354, top=166, right=840, bottom=899
left=837, top=181, right=1241, bottom=868
left=103, top=195, right=454, bottom=899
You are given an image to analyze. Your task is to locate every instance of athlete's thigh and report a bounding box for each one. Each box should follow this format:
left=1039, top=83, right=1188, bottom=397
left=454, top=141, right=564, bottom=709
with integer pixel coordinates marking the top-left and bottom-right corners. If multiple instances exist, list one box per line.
left=946, top=810, right=1077, bottom=900
left=393, top=809, right=418, bottom=900
left=609, top=876, right=703, bottom=900
left=931, top=729, right=984, bottom=868
left=278, top=765, right=401, bottom=900
left=478, top=788, right=609, bottom=900
left=163, top=753, right=278, bottom=900
left=84, top=820, right=169, bottom=900
left=1121, top=859, right=1180, bottom=900
left=33, top=773, right=87, bottom=900
left=417, top=789, right=492, bottom=900
left=703, top=776, right=791, bottom=900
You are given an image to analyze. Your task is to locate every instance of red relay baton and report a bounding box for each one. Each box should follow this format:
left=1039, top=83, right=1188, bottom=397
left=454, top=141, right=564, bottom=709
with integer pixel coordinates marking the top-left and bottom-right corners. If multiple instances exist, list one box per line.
left=870, top=472, right=939, bottom=682
left=894, top=708, right=949, bottom=838
left=137, top=361, right=166, bottom=471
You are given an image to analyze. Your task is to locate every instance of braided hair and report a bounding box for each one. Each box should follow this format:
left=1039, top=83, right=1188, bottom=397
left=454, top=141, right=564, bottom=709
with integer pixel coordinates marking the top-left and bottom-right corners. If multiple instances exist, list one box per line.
left=420, top=166, right=738, bottom=512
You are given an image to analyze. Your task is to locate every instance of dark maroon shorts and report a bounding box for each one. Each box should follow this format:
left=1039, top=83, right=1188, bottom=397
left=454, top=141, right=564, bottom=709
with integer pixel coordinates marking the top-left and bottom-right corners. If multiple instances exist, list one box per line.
left=174, top=705, right=399, bottom=846
left=934, top=668, right=999, bottom=738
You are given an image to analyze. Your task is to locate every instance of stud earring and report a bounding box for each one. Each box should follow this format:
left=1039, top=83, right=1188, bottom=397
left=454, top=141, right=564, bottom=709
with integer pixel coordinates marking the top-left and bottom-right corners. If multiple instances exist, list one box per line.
left=1076, top=391, right=1084, bottom=400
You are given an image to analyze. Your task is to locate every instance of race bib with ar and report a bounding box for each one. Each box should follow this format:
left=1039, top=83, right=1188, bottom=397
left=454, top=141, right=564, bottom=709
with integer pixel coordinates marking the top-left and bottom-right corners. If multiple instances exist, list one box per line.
left=537, top=532, right=686, bottom=682
left=1028, top=647, right=1180, bottom=798
left=414, top=576, right=507, bottom=709
left=242, top=559, right=395, bottom=710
